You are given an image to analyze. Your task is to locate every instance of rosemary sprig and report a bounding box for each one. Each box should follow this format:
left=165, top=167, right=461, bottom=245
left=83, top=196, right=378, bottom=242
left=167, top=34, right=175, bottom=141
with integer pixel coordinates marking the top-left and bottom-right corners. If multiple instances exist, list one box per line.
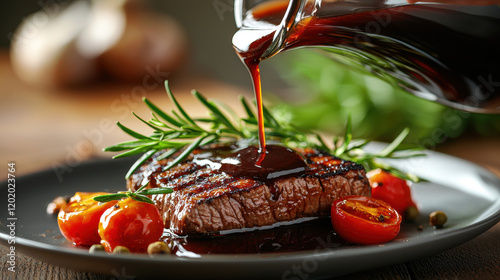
left=316, top=117, right=425, bottom=182
left=93, top=183, right=173, bottom=204
left=104, top=81, right=250, bottom=179
left=99, top=81, right=424, bottom=204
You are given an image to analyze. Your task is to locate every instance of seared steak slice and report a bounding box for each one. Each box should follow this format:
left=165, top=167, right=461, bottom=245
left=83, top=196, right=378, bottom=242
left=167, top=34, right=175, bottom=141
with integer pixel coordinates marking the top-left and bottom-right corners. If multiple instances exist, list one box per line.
left=127, top=146, right=370, bottom=235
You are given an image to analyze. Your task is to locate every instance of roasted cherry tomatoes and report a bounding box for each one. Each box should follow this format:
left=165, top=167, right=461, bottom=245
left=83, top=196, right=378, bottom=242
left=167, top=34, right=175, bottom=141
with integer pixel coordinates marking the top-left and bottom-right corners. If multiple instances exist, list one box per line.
left=368, top=169, right=417, bottom=215
left=98, top=198, right=164, bottom=253
left=331, top=195, right=402, bottom=245
left=57, top=192, right=117, bottom=246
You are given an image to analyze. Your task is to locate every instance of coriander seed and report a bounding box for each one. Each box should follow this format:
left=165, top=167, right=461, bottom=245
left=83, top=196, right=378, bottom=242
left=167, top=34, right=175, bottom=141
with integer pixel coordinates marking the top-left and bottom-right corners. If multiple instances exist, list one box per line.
left=429, top=211, right=447, bottom=228
left=113, top=246, right=131, bottom=254
left=147, top=241, right=171, bottom=255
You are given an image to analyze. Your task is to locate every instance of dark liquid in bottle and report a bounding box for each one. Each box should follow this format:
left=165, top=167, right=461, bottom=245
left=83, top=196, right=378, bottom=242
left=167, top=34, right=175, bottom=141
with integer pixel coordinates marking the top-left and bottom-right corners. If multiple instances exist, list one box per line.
left=233, top=2, right=500, bottom=113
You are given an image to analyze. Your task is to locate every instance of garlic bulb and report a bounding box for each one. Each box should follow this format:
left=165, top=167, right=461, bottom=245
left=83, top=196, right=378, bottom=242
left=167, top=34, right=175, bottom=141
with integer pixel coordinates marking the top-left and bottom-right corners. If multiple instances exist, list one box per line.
left=10, top=0, right=188, bottom=88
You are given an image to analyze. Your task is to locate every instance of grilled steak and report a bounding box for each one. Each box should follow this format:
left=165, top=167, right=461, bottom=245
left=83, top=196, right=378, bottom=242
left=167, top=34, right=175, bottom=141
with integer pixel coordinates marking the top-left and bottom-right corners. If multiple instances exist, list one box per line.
left=127, top=144, right=370, bottom=235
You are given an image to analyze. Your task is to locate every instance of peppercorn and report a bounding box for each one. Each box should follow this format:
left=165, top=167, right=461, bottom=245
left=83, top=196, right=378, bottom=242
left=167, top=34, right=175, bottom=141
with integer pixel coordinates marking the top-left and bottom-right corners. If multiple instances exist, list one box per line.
left=112, top=246, right=131, bottom=254
left=89, top=244, right=105, bottom=253
left=404, top=206, right=419, bottom=221
left=429, top=211, right=447, bottom=228
left=147, top=241, right=171, bottom=255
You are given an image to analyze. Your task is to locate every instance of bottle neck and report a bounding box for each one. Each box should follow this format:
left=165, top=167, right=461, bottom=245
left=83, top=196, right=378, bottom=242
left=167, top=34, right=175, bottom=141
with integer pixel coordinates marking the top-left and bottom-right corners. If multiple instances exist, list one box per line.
left=255, top=0, right=413, bottom=60
left=260, top=0, right=308, bottom=60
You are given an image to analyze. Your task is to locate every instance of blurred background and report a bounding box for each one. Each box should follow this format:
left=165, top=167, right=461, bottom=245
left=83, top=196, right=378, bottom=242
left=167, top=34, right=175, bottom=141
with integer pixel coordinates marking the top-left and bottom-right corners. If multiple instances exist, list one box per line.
left=1, top=0, right=499, bottom=180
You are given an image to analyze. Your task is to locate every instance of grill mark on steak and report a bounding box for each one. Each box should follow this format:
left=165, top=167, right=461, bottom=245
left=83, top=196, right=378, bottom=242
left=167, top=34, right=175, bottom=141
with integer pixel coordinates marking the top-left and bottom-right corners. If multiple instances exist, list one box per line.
left=127, top=145, right=370, bottom=235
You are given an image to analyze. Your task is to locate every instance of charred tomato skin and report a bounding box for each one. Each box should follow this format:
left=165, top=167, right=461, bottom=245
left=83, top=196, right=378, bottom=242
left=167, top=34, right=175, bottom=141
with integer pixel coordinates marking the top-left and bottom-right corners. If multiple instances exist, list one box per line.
left=331, top=195, right=402, bottom=245
left=98, top=198, right=164, bottom=253
left=368, top=169, right=416, bottom=215
left=57, top=192, right=117, bottom=246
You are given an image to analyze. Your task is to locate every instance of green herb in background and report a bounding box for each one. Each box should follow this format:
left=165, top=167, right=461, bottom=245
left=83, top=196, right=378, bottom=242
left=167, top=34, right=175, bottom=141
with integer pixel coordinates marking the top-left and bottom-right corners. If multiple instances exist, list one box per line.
left=271, top=49, right=500, bottom=146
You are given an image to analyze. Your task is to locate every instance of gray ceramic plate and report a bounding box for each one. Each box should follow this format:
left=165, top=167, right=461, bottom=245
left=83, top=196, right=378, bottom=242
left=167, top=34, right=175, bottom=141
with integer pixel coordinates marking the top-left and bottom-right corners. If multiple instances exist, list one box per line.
left=1, top=147, right=500, bottom=279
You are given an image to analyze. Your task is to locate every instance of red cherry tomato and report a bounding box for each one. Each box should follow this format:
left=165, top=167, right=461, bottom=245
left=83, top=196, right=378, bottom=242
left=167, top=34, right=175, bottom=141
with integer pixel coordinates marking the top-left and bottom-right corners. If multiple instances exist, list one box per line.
left=57, top=192, right=117, bottom=246
left=98, top=198, right=164, bottom=253
left=331, top=195, right=402, bottom=245
left=368, top=169, right=416, bottom=215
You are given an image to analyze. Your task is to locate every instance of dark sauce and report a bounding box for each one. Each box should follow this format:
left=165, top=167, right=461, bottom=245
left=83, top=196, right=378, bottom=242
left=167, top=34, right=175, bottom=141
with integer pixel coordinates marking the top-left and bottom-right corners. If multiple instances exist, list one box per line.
left=230, top=1, right=309, bottom=180
left=192, top=143, right=308, bottom=202
left=220, top=145, right=307, bottom=180
left=163, top=218, right=345, bottom=255
left=193, top=143, right=307, bottom=181
left=231, top=9, right=275, bottom=152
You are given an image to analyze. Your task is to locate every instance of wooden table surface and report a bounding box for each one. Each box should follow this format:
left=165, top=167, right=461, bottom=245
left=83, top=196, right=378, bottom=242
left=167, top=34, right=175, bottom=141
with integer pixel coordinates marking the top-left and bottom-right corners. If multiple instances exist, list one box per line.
left=1, top=51, right=499, bottom=279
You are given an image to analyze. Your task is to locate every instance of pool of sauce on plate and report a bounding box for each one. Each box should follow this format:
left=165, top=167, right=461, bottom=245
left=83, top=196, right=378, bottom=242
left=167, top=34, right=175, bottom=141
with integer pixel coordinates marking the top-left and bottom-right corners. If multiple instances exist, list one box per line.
left=163, top=218, right=345, bottom=255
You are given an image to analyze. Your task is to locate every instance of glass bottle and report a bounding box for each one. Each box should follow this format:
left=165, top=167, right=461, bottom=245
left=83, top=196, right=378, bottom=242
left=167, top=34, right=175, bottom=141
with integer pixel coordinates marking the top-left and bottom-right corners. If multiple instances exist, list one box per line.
left=233, top=0, right=500, bottom=113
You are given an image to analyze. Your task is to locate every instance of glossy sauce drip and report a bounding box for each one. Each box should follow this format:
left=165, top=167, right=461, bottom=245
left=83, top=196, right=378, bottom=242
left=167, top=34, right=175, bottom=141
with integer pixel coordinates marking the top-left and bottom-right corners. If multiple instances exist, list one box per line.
left=194, top=144, right=307, bottom=181
left=233, top=1, right=500, bottom=112
left=232, top=13, right=274, bottom=154
left=227, top=1, right=308, bottom=180
left=220, top=145, right=307, bottom=180
left=250, top=62, right=266, bottom=155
